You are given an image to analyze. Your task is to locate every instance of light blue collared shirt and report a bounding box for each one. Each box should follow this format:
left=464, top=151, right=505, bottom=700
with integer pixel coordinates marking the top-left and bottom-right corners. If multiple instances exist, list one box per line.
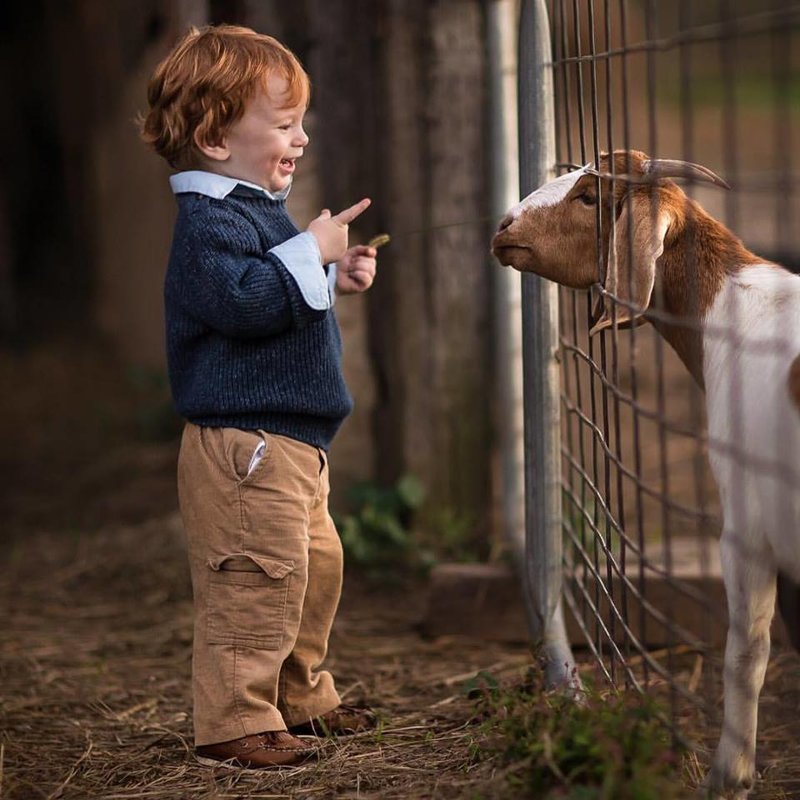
left=169, top=170, right=337, bottom=307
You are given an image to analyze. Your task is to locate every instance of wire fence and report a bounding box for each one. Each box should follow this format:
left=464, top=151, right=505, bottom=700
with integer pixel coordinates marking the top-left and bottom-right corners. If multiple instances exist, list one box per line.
left=532, top=0, right=800, bottom=739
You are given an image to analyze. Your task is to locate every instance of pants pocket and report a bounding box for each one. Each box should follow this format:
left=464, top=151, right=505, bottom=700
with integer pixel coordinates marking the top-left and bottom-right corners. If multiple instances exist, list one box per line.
left=201, top=427, right=271, bottom=485
left=206, top=553, right=295, bottom=650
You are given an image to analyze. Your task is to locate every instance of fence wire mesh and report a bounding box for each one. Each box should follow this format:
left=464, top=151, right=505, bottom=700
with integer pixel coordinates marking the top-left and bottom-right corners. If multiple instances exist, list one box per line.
left=543, top=0, right=800, bottom=739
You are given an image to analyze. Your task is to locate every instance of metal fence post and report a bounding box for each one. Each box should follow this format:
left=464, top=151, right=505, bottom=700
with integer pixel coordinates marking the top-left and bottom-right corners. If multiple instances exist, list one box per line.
left=487, top=0, right=525, bottom=566
left=518, top=0, right=575, bottom=686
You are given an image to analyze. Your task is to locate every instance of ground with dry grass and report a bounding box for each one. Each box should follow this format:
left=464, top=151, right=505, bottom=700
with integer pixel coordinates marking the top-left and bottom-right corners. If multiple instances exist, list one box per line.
left=4, top=516, right=800, bottom=800
left=1, top=516, right=535, bottom=800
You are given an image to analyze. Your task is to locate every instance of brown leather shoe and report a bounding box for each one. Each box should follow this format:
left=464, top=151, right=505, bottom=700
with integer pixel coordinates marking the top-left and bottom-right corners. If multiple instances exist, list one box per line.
left=195, top=730, right=317, bottom=768
left=288, top=704, right=378, bottom=737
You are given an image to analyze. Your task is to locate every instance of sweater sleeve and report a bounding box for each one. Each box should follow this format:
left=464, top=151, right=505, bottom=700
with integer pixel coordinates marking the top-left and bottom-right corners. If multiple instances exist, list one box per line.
left=179, top=207, right=328, bottom=338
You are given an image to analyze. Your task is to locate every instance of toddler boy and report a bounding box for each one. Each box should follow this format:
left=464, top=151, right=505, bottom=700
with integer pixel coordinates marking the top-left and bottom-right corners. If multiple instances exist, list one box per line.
left=141, top=23, right=378, bottom=768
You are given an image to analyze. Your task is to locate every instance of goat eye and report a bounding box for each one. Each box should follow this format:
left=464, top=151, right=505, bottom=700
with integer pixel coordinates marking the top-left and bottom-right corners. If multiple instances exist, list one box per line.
left=578, top=192, right=597, bottom=206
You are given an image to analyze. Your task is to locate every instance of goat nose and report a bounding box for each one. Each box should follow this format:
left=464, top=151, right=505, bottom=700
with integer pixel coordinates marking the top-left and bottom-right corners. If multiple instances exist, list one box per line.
left=496, top=214, right=513, bottom=233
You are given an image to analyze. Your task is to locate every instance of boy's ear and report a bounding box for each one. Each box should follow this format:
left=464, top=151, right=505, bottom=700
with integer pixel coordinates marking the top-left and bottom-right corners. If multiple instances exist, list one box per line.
left=194, top=130, right=230, bottom=162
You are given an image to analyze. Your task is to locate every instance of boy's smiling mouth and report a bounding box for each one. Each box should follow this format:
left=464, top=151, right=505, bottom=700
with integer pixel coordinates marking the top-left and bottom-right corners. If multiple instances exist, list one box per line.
left=279, top=157, right=297, bottom=174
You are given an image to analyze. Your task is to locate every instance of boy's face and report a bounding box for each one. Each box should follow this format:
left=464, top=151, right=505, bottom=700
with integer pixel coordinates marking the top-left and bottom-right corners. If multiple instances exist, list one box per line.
left=200, top=74, right=308, bottom=193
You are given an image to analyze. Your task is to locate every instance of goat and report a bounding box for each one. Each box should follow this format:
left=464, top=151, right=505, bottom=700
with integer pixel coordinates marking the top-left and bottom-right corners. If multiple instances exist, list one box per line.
left=492, top=150, right=800, bottom=800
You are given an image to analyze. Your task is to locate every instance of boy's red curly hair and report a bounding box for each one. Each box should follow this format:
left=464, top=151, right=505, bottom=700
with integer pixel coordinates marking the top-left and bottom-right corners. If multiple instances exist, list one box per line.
left=141, top=24, right=310, bottom=170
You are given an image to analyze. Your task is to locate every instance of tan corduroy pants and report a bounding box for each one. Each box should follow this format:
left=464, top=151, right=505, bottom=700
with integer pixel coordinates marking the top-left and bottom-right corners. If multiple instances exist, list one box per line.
left=177, top=423, right=343, bottom=746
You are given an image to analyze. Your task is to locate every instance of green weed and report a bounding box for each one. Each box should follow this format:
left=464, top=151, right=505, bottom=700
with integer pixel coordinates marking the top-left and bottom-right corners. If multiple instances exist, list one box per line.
left=467, top=667, right=687, bottom=800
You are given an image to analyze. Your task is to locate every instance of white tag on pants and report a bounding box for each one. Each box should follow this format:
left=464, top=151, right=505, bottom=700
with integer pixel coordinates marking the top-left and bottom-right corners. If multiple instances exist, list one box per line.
left=246, top=440, right=266, bottom=476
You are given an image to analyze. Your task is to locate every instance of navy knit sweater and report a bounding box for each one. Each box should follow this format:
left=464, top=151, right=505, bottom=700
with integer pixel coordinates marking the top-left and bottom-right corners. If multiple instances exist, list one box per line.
left=164, top=190, right=353, bottom=450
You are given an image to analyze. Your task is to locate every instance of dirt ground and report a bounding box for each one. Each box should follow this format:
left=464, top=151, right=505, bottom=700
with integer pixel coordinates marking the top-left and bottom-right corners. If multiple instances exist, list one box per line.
left=1, top=514, right=535, bottom=800
left=3, top=339, right=800, bottom=799
left=4, top=513, right=800, bottom=799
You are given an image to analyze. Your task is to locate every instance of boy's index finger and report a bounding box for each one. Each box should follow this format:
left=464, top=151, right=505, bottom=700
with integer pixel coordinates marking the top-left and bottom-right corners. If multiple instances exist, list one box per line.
left=333, top=198, right=371, bottom=225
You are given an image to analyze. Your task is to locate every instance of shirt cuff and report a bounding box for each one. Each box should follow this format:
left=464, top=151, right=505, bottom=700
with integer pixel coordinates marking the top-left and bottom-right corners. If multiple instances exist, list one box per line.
left=269, top=232, right=331, bottom=311
left=327, top=263, right=337, bottom=304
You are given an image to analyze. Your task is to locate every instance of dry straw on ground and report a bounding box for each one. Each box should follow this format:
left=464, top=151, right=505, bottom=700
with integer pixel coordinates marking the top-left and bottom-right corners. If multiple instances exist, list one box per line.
left=1, top=517, right=527, bottom=799
left=2, top=515, right=800, bottom=799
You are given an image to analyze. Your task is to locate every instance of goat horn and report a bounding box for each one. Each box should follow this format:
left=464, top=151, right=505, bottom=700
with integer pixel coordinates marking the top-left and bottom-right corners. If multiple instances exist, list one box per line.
left=644, top=159, right=731, bottom=190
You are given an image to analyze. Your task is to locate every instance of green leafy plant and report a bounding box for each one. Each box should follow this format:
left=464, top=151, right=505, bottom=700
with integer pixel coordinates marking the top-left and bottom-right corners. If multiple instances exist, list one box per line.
left=334, top=475, right=432, bottom=581
left=468, top=667, right=686, bottom=800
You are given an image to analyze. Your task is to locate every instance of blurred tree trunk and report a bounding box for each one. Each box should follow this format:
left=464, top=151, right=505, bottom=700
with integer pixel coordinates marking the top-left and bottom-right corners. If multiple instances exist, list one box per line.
left=42, top=0, right=208, bottom=363
left=0, top=0, right=81, bottom=340
left=308, top=0, right=494, bottom=553
left=0, top=0, right=204, bottom=344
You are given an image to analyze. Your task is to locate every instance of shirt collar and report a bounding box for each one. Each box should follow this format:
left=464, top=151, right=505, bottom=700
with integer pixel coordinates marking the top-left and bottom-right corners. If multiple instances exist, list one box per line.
left=169, top=170, right=291, bottom=201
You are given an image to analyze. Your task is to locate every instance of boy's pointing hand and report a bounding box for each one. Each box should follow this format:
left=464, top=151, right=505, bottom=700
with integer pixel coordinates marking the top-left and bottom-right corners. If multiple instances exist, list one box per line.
left=308, top=198, right=371, bottom=265
left=331, top=198, right=371, bottom=225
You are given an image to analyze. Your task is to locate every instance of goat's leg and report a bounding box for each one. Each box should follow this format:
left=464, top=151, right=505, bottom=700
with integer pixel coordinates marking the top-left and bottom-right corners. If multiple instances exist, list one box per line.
left=704, top=534, right=776, bottom=800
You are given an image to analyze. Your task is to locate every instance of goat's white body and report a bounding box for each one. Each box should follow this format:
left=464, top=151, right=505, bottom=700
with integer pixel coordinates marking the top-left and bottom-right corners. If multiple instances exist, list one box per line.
left=703, top=264, right=800, bottom=574
left=701, top=264, right=800, bottom=799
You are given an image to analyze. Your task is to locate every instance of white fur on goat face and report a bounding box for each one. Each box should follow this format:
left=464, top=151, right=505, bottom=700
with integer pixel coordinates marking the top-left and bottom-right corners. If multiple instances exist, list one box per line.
left=506, top=167, right=590, bottom=219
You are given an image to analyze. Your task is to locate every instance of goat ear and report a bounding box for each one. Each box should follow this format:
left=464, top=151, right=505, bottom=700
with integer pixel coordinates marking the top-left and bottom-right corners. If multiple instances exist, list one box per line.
left=589, top=193, right=672, bottom=336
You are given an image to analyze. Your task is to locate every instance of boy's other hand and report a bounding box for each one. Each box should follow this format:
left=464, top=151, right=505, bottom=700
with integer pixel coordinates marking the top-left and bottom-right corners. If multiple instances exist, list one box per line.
left=336, top=245, right=377, bottom=295
left=308, top=198, right=371, bottom=265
